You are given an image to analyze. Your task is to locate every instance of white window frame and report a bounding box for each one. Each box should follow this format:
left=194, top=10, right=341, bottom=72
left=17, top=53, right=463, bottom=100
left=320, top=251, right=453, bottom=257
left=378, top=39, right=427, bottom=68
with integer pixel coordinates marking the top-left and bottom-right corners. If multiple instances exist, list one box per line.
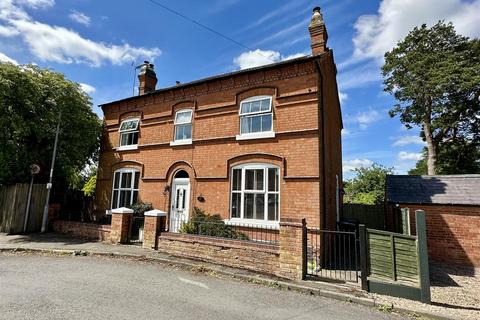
left=236, top=96, right=275, bottom=141
left=228, top=163, right=280, bottom=226
left=171, top=109, right=193, bottom=146
left=110, top=168, right=140, bottom=211
left=118, top=118, right=139, bottom=150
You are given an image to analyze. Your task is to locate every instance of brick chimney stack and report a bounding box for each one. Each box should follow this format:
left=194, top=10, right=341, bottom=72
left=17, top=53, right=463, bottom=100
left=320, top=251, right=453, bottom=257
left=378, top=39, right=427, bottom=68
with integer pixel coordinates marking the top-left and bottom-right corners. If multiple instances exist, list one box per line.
left=308, top=7, right=328, bottom=55
left=138, top=61, right=157, bottom=95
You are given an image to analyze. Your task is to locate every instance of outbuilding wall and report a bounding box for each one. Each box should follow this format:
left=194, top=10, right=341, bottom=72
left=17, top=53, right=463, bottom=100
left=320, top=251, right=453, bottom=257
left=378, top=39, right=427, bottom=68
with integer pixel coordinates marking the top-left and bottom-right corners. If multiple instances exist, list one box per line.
left=397, top=204, right=480, bottom=267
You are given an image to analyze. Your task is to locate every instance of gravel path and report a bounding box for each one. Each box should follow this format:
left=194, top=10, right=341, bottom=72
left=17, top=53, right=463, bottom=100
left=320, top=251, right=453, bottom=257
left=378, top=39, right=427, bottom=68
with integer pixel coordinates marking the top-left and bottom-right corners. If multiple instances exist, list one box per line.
left=374, top=263, right=480, bottom=320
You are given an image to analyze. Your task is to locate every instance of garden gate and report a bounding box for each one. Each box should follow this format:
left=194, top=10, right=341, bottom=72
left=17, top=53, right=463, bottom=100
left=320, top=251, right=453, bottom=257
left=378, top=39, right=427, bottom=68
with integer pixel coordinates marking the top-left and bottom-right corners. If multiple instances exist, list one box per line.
left=305, top=228, right=359, bottom=283
left=359, top=210, right=431, bottom=303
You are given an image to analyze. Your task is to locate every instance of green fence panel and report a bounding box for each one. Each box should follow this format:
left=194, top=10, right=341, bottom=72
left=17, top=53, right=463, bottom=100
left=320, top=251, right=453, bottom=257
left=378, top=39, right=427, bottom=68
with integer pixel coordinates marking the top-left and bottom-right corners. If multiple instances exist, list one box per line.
left=360, top=210, right=430, bottom=303
left=342, top=204, right=385, bottom=229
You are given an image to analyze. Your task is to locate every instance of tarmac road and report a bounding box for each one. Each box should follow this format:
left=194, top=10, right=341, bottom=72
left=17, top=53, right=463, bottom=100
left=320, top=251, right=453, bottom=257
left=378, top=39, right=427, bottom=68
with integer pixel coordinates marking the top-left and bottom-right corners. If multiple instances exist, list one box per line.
left=0, top=254, right=411, bottom=320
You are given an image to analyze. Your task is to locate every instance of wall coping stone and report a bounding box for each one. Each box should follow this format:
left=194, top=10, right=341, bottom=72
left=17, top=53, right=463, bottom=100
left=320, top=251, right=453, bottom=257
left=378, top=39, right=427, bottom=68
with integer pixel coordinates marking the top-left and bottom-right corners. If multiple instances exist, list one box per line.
left=145, top=209, right=167, bottom=217
left=111, top=207, right=134, bottom=214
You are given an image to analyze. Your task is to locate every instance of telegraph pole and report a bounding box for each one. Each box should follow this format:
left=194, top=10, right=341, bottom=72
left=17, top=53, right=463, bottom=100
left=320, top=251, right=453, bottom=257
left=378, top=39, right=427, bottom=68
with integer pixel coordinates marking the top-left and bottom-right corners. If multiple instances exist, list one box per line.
left=41, top=109, right=62, bottom=233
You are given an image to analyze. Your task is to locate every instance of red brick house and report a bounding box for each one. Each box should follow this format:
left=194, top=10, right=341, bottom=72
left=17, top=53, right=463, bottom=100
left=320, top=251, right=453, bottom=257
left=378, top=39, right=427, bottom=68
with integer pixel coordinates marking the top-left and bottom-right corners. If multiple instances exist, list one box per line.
left=95, top=7, right=342, bottom=233
left=386, top=175, right=480, bottom=267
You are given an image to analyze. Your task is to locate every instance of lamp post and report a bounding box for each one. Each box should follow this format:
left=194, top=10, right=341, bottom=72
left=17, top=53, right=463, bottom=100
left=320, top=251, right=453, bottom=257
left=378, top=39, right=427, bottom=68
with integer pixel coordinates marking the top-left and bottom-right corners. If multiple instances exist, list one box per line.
left=41, top=106, right=62, bottom=233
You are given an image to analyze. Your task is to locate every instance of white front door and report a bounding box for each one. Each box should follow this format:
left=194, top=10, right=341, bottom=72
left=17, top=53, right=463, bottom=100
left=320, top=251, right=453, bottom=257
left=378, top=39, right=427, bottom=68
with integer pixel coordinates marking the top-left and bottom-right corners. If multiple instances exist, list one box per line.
left=170, top=178, right=190, bottom=232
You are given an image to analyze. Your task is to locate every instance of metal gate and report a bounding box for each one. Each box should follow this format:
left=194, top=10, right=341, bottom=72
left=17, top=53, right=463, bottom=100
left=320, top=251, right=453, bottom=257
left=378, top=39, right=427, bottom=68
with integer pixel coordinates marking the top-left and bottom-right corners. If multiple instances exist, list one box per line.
left=129, top=216, right=144, bottom=243
left=305, top=228, right=359, bottom=283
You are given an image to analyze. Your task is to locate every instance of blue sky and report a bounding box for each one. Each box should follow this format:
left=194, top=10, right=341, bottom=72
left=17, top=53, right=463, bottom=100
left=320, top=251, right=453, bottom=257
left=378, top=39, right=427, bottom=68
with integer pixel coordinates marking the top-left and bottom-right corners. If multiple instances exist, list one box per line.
left=1, top=0, right=479, bottom=179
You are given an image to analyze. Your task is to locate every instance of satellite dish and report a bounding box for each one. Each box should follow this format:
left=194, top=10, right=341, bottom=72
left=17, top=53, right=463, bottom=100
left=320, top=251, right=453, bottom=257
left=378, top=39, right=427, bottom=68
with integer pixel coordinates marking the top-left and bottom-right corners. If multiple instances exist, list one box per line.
left=30, top=164, right=41, bottom=175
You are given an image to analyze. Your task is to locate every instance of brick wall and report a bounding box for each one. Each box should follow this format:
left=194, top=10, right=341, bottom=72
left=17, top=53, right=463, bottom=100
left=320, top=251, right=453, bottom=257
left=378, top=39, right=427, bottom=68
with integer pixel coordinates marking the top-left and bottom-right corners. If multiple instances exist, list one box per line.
left=157, top=233, right=280, bottom=275
left=95, top=52, right=342, bottom=230
left=52, top=220, right=111, bottom=242
left=399, top=204, right=480, bottom=267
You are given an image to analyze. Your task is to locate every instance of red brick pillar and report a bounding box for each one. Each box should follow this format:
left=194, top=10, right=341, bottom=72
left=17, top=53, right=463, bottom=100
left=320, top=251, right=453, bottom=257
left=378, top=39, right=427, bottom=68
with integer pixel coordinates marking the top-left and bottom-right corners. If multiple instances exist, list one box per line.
left=278, top=218, right=306, bottom=280
left=143, top=209, right=167, bottom=250
left=110, top=207, right=133, bottom=244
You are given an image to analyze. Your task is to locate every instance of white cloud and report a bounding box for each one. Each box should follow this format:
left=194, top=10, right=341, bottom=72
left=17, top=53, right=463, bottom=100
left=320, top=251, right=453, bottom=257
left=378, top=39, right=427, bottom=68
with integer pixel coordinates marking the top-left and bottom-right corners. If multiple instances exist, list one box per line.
left=339, top=91, right=348, bottom=104
left=398, top=151, right=422, bottom=161
left=0, top=0, right=161, bottom=67
left=392, top=135, right=425, bottom=147
left=337, top=61, right=382, bottom=90
left=69, top=10, right=90, bottom=26
left=341, top=129, right=350, bottom=136
left=347, top=109, right=382, bottom=130
left=79, top=83, right=95, bottom=94
left=353, top=0, right=480, bottom=61
left=15, top=0, right=54, bottom=9
left=343, top=159, right=373, bottom=172
left=0, top=25, right=19, bottom=36
left=233, top=49, right=305, bottom=70
left=0, top=52, right=18, bottom=64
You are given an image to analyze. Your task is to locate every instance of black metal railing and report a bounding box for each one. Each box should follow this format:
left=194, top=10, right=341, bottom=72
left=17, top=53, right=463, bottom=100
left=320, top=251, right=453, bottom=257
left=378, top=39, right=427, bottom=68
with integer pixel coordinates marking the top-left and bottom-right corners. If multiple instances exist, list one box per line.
left=168, top=219, right=279, bottom=245
left=306, top=228, right=359, bottom=282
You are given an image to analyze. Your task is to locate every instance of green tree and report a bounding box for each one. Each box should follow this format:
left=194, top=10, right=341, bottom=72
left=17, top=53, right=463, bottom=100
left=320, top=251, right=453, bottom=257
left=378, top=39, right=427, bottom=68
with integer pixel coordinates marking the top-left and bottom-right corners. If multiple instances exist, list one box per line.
left=0, top=62, right=102, bottom=187
left=409, top=141, right=480, bottom=175
left=344, top=164, right=394, bottom=205
left=382, top=22, right=480, bottom=175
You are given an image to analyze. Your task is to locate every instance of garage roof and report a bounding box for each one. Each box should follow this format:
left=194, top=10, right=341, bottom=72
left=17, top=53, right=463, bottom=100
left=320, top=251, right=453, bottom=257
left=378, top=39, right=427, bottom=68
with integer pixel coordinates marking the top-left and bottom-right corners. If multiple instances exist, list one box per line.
left=386, top=175, right=480, bottom=206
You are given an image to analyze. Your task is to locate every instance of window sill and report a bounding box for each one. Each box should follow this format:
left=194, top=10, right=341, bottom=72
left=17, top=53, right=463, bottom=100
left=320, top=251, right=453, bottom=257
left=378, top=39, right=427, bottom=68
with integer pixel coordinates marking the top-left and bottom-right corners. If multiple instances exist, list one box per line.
left=117, top=145, right=138, bottom=151
left=224, top=219, right=279, bottom=230
left=105, top=209, right=112, bottom=215
left=170, top=139, right=192, bottom=146
left=235, top=132, right=275, bottom=141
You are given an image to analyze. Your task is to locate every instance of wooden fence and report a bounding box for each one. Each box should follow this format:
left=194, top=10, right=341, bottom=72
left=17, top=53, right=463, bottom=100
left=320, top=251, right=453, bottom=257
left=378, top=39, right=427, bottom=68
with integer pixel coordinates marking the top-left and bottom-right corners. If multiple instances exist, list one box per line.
left=342, top=203, right=385, bottom=230
left=0, top=183, right=47, bottom=234
left=359, top=210, right=431, bottom=303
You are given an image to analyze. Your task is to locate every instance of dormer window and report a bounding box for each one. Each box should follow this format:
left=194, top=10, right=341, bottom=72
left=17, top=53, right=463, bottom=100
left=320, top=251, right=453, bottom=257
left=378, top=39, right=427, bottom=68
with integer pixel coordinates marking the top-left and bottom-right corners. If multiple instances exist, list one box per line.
left=171, top=109, right=193, bottom=146
left=237, top=96, right=275, bottom=140
left=119, top=118, right=139, bottom=150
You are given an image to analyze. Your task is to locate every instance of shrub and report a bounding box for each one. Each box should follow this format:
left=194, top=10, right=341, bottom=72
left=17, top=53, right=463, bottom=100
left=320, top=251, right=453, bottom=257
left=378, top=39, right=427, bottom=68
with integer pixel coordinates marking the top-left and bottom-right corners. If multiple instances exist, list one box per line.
left=179, top=207, right=249, bottom=240
left=129, top=202, right=153, bottom=217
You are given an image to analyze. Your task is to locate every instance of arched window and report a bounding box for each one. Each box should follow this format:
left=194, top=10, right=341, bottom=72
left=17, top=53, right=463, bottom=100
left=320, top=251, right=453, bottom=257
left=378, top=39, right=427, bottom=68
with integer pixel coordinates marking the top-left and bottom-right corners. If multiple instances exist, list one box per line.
left=173, top=109, right=192, bottom=142
left=230, top=163, right=280, bottom=223
left=238, top=96, right=273, bottom=137
left=119, top=118, right=139, bottom=149
left=111, top=168, right=140, bottom=209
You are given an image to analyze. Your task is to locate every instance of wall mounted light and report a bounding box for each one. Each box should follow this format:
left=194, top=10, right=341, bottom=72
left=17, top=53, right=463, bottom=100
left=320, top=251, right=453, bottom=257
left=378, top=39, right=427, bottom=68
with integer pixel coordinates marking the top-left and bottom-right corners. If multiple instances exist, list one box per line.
left=163, top=185, right=171, bottom=195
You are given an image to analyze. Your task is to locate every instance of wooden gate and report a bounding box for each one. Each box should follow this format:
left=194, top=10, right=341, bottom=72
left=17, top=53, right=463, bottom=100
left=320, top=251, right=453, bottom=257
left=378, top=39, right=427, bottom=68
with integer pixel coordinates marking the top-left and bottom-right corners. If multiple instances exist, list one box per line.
left=359, top=210, right=431, bottom=303
left=0, top=183, right=48, bottom=234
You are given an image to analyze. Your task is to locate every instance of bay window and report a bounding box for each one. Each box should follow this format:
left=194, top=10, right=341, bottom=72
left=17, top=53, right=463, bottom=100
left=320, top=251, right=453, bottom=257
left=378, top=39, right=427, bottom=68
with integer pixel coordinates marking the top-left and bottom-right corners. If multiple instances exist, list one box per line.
left=230, top=164, right=280, bottom=223
left=111, top=169, right=140, bottom=209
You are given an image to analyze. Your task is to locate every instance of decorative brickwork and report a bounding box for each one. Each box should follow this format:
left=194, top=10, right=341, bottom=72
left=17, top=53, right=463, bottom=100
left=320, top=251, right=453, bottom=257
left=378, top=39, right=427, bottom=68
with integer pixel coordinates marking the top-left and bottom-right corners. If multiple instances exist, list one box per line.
left=52, top=220, right=111, bottom=241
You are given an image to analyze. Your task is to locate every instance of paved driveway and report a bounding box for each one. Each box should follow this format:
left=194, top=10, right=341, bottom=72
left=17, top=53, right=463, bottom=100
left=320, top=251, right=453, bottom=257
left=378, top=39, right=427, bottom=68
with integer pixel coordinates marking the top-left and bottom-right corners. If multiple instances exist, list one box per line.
left=0, top=254, right=410, bottom=320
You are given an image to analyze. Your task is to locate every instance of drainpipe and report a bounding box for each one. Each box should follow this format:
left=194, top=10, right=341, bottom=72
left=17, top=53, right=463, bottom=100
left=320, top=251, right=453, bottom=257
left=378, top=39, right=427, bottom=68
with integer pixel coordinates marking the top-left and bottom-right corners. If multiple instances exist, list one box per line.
left=315, top=58, right=327, bottom=231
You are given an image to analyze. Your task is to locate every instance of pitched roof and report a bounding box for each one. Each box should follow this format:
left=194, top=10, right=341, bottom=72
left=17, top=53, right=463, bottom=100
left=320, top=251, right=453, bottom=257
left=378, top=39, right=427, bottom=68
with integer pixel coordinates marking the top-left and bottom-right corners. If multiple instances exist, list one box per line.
left=100, top=53, right=321, bottom=108
left=385, top=175, right=480, bottom=206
